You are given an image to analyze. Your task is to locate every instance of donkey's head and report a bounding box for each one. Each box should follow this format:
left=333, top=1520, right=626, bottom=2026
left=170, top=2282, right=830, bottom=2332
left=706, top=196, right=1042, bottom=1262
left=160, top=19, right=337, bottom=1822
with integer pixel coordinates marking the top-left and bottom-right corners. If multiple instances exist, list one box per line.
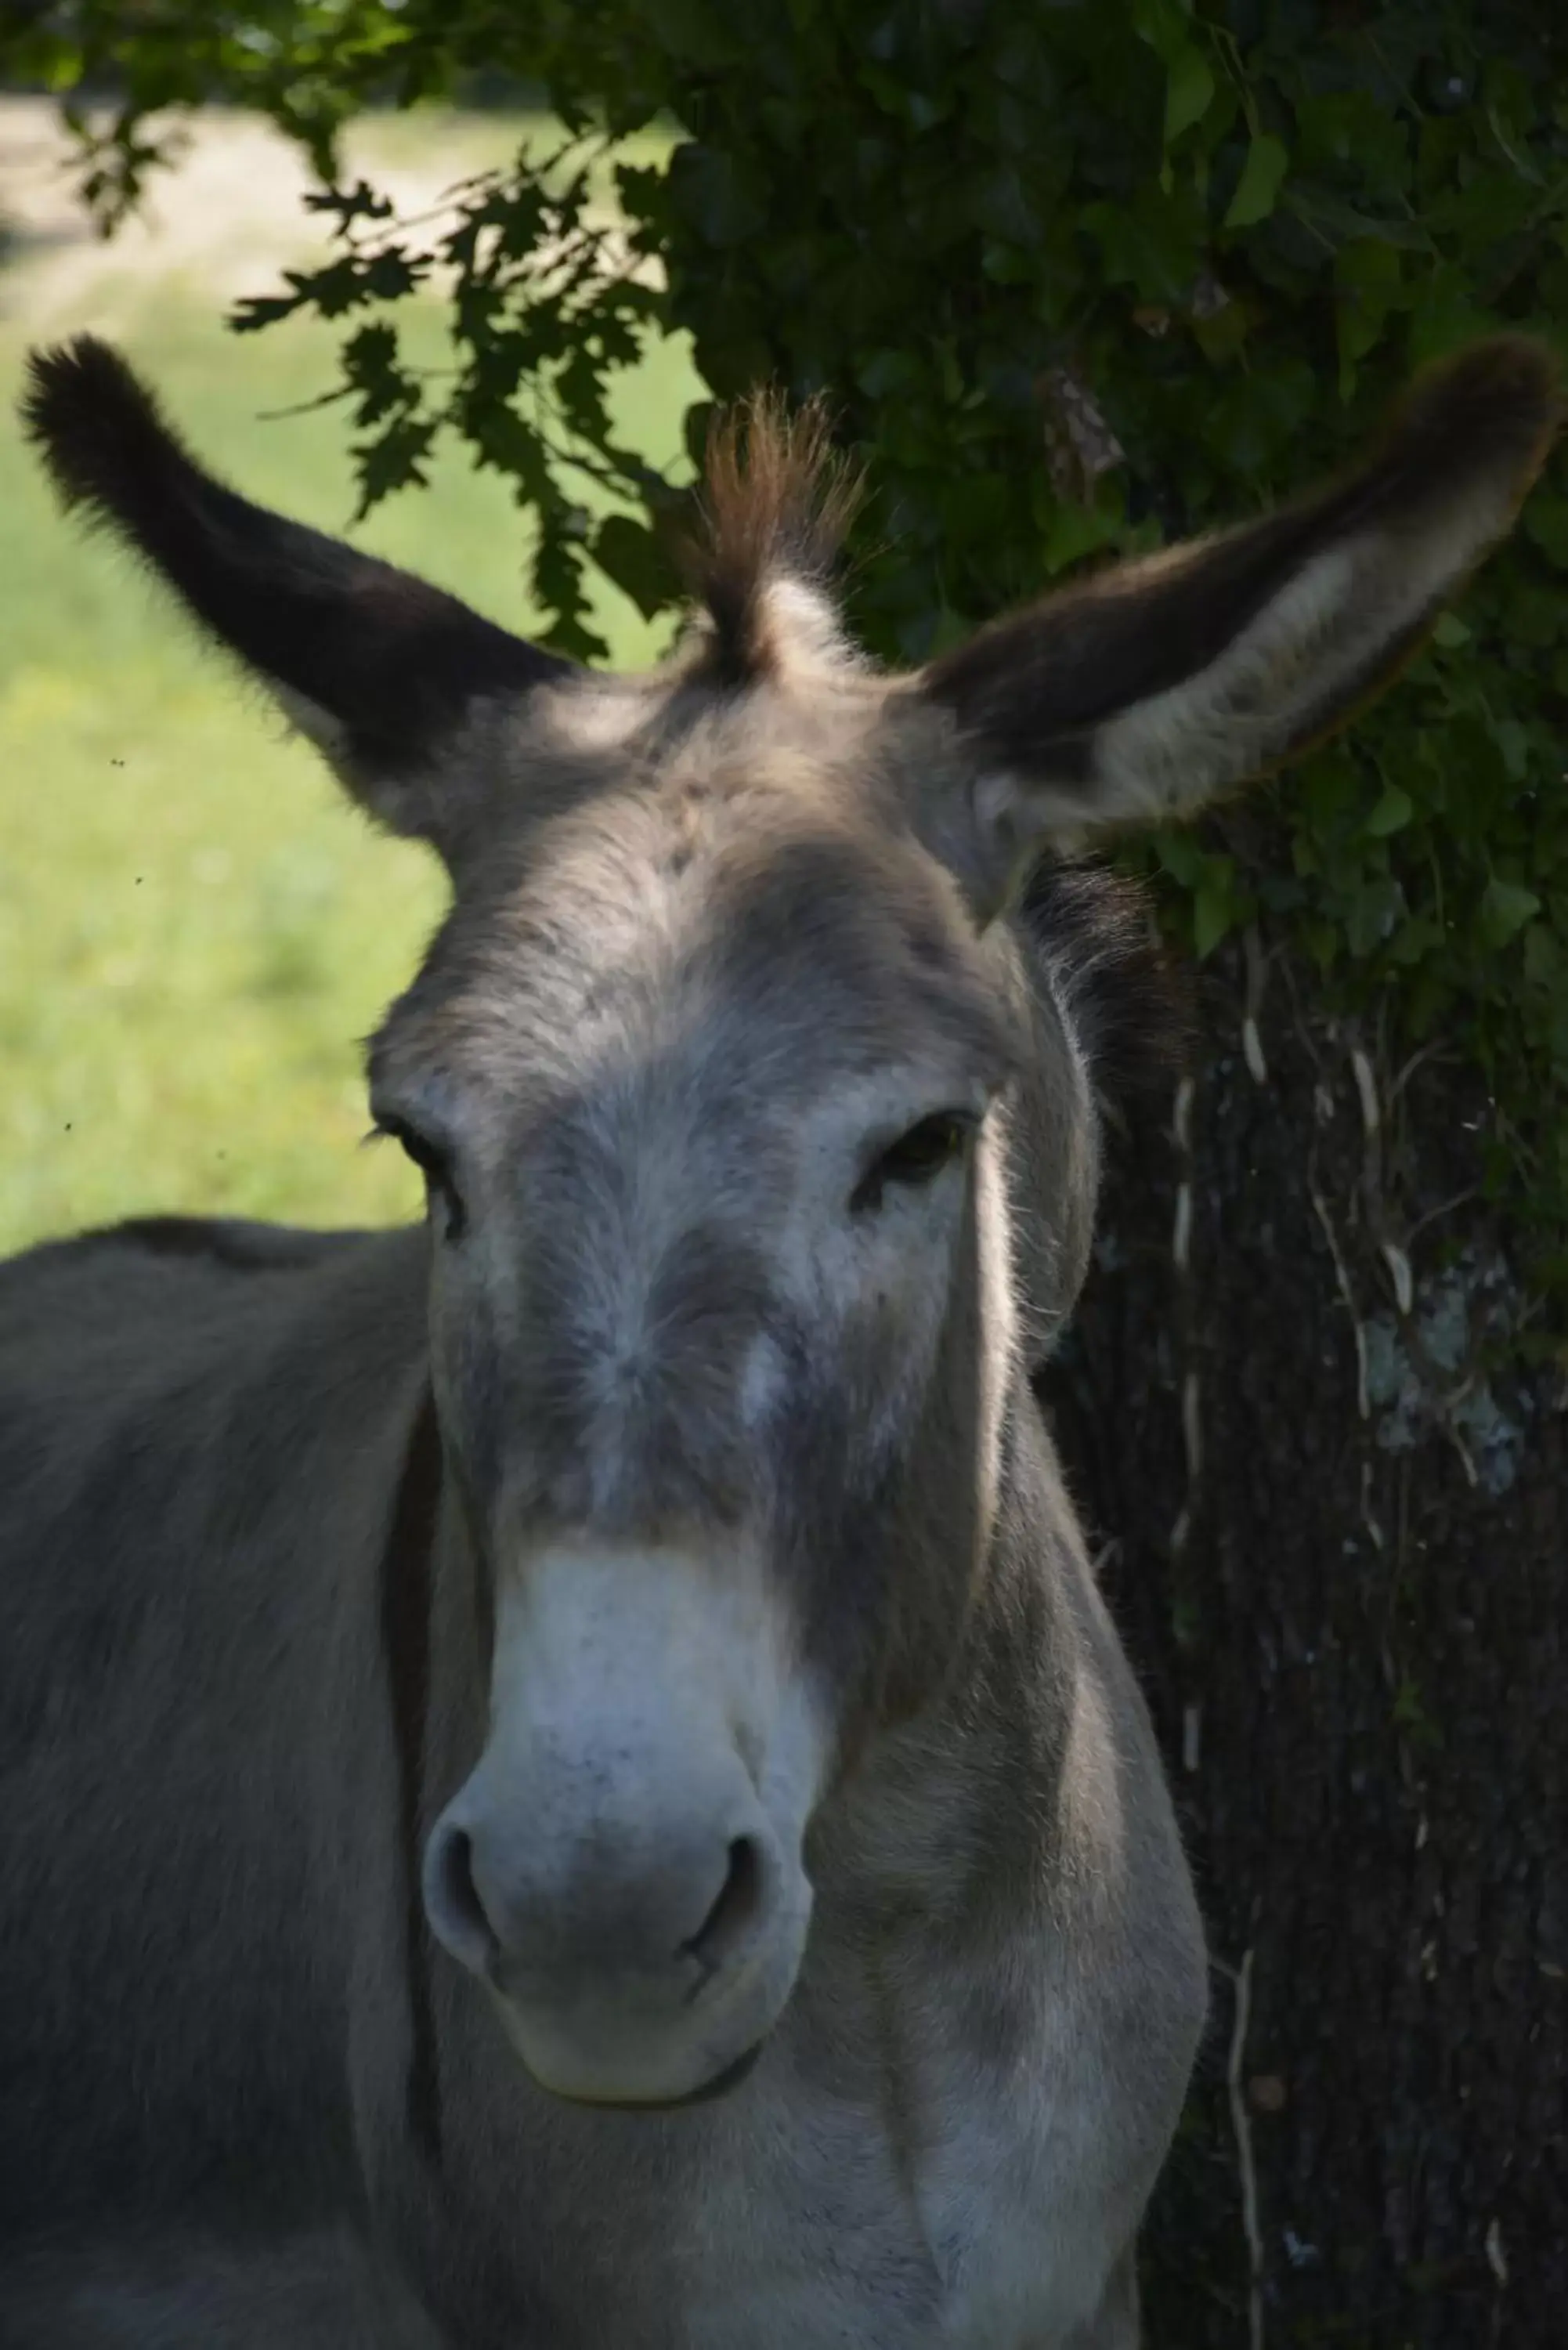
left=24, top=335, right=1555, bottom=2108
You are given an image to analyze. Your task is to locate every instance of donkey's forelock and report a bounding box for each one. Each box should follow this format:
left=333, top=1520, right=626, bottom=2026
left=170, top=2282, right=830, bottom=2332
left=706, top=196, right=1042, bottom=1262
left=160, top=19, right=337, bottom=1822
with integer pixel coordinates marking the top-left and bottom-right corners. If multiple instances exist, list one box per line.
left=685, top=392, right=865, bottom=689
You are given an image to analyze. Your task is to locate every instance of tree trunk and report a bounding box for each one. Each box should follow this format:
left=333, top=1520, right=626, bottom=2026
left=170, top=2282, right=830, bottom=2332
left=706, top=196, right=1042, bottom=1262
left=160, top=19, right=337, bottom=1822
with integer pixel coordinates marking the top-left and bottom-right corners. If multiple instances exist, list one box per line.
left=1040, top=931, right=1567, bottom=2349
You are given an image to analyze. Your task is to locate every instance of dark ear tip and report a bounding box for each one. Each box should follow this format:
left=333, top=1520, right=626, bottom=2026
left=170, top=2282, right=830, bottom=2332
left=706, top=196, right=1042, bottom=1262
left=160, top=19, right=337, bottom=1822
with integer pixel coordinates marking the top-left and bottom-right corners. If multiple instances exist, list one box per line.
left=23, top=332, right=132, bottom=427
left=1395, top=334, right=1563, bottom=488
left=20, top=334, right=171, bottom=512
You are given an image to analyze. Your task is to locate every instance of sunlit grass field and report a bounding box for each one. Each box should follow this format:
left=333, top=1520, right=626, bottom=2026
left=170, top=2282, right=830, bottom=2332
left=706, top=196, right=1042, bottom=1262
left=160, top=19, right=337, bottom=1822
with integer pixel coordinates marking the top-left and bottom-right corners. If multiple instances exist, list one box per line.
left=0, top=104, right=699, bottom=1254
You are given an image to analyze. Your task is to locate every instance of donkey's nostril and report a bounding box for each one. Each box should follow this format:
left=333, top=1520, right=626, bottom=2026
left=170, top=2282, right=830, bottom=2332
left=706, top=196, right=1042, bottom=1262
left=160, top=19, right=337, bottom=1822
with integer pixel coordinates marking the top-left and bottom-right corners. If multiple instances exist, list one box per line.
left=424, top=1816, right=500, bottom=1976
left=682, top=1836, right=766, bottom=1976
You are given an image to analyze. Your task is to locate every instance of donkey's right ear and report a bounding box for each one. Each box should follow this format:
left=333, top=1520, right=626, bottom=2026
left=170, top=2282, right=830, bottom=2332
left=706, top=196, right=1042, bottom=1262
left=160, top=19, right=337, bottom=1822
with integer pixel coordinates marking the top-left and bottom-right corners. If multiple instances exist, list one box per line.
left=21, top=337, right=576, bottom=865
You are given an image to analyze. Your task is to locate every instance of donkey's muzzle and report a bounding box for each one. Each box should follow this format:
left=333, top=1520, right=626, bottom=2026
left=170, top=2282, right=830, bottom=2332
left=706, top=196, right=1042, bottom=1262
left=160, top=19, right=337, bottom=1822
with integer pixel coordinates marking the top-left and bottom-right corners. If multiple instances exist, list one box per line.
left=423, top=1780, right=804, bottom=2105
left=417, top=1542, right=822, bottom=2106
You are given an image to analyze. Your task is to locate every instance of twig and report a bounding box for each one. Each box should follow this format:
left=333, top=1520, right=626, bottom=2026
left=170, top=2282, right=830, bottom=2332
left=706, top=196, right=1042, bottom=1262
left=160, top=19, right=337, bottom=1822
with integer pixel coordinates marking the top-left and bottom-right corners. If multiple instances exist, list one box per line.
left=1386, top=1036, right=1455, bottom=1104
left=1168, top=1074, right=1199, bottom=1560
left=1309, top=1172, right=1370, bottom=1422
left=1241, top=922, right=1270, bottom=1085
left=1404, top=1184, right=1480, bottom=1248
left=1225, top=1947, right=1266, bottom=2350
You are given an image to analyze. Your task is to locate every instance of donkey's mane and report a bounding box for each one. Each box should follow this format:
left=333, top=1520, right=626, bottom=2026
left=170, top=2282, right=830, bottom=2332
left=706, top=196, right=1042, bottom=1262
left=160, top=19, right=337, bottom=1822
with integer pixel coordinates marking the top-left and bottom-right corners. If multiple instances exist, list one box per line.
left=1022, top=862, right=1189, bottom=1108
left=691, top=392, right=864, bottom=685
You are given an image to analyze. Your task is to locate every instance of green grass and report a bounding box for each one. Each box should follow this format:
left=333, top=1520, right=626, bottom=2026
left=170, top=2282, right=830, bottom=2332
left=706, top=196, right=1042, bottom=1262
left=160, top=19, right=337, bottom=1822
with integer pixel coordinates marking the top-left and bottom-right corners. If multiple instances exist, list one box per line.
left=0, top=110, right=699, bottom=1254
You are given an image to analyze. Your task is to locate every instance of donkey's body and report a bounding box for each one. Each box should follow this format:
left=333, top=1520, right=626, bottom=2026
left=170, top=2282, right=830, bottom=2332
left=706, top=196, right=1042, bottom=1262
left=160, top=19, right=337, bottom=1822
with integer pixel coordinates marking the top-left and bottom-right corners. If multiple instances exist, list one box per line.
left=1, top=1213, right=1196, bottom=2348
left=2, top=335, right=1555, bottom=2345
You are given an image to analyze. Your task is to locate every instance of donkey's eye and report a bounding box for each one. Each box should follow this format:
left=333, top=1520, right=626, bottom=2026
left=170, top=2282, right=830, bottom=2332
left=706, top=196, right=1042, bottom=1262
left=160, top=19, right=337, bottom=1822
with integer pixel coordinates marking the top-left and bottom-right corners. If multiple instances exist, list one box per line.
left=374, top=1117, right=466, bottom=1240
left=851, top=1112, right=974, bottom=1216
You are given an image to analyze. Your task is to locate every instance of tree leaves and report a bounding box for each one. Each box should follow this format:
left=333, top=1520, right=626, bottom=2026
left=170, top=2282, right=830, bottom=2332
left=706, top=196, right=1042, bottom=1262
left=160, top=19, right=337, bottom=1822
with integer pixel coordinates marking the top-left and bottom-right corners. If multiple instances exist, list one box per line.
left=1082, top=182, right=1205, bottom=304
left=31, top=0, right=1568, bottom=1309
left=1163, top=45, right=1215, bottom=149
left=1479, top=879, right=1543, bottom=951
left=593, top=514, right=678, bottom=620
left=1335, top=237, right=1404, bottom=393
left=1223, top=133, right=1289, bottom=230
left=1365, top=786, right=1414, bottom=839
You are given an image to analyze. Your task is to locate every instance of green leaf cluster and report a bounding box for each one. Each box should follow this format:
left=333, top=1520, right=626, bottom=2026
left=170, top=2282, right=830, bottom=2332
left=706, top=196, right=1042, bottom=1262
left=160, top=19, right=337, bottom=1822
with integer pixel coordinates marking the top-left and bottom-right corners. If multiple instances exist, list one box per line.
left=232, top=125, right=674, bottom=660
left=13, top=0, right=1568, bottom=1308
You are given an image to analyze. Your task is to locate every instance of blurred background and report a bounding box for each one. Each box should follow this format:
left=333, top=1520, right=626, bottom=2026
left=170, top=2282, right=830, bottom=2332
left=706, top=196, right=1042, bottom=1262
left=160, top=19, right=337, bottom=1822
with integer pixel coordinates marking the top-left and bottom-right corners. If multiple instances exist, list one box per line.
left=0, top=94, right=695, bottom=1250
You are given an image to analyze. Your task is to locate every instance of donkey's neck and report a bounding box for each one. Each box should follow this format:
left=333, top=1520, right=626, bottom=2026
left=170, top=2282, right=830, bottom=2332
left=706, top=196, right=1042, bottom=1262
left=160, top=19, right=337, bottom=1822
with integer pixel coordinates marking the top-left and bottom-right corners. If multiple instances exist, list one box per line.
left=805, top=1386, right=1084, bottom=1960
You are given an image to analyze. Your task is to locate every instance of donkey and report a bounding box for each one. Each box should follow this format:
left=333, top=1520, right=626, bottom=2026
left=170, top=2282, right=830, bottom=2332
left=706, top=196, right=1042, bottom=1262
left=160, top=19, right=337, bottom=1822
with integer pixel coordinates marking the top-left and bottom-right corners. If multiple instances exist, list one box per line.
left=0, top=334, right=1555, bottom=2349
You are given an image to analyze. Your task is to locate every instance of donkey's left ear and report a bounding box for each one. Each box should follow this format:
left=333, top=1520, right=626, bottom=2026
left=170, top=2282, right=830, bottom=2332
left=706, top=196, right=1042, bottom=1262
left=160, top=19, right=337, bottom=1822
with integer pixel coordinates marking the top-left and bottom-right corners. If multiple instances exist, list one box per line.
left=21, top=336, right=576, bottom=868
left=919, top=338, right=1560, bottom=914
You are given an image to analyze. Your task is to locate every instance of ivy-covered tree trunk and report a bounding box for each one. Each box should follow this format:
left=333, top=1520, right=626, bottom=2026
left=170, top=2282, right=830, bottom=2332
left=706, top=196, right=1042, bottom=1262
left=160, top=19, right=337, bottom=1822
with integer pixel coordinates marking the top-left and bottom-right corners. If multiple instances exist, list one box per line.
left=1042, top=919, right=1567, bottom=2348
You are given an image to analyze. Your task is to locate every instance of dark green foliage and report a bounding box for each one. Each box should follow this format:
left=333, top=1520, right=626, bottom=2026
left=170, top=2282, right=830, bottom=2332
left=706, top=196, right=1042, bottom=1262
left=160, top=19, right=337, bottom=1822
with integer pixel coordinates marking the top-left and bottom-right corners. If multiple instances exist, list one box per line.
left=12, top=0, right=1568, bottom=1309
left=235, top=124, right=676, bottom=660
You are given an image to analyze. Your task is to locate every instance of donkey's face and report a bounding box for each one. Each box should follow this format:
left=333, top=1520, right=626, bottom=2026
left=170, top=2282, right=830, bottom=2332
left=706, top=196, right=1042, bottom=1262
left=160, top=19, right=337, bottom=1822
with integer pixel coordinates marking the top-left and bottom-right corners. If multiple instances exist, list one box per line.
left=24, top=337, right=1555, bottom=2107
left=366, top=682, right=1039, bottom=2105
